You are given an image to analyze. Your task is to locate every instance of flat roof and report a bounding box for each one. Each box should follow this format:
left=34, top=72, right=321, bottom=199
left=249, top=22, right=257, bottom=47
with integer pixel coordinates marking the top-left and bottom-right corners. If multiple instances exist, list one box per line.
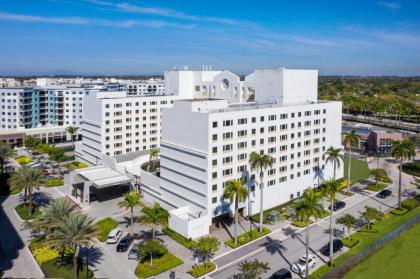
left=78, top=166, right=131, bottom=189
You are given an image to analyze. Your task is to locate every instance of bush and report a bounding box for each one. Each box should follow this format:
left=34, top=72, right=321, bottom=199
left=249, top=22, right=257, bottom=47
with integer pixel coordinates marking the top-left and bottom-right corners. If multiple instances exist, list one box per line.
left=401, top=198, right=420, bottom=211
left=358, top=225, right=378, bottom=233
left=250, top=200, right=294, bottom=223
left=291, top=220, right=314, bottom=228
left=135, top=252, right=183, bottom=278
left=162, top=228, right=197, bottom=249
left=188, top=261, right=216, bottom=278
left=15, top=203, right=41, bottom=220
left=341, top=238, right=359, bottom=248
left=15, top=156, right=33, bottom=165
left=366, top=183, right=387, bottom=192
left=402, top=162, right=420, bottom=177
left=377, top=176, right=393, bottom=183
left=390, top=207, right=409, bottom=215
left=45, top=178, right=64, bottom=187
left=225, top=227, right=271, bottom=249
left=32, top=246, right=59, bottom=264
left=95, top=217, right=118, bottom=242
left=65, top=161, right=89, bottom=171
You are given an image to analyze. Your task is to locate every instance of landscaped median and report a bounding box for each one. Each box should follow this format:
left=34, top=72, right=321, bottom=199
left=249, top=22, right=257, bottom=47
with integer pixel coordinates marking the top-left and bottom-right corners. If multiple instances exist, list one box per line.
left=44, top=178, right=64, bottom=187
left=95, top=217, right=118, bottom=242
left=15, top=203, right=41, bottom=220
left=135, top=251, right=183, bottom=278
left=225, top=227, right=271, bottom=249
left=365, top=183, right=387, bottom=192
left=188, top=261, right=216, bottom=278
left=309, top=198, right=420, bottom=279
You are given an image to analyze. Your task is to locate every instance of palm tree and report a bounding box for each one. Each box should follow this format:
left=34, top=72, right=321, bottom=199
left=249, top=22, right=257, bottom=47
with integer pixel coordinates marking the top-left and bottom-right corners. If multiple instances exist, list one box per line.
left=148, top=148, right=159, bottom=172
left=139, top=202, right=169, bottom=239
left=0, top=142, right=15, bottom=173
left=294, top=187, right=323, bottom=279
left=324, top=147, right=344, bottom=179
left=223, top=178, right=248, bottom=244
left=193, top=236, right=219, bottom=268
left=8, top=166, right=45, bottom=215
left=237, top=259, right=270, bottom=279
left=323, top=179, right=341, bottom=266
left=392, top=139, right=415, bottom=208
left=118, top=191, right=144, bottom=235
left=48, top=212, right=97, bottom=279
left=65, top=126, right=79, bottom=147
left=249, top=152, right=273, bottom=232
left=343, top=130, right=360, bottom=190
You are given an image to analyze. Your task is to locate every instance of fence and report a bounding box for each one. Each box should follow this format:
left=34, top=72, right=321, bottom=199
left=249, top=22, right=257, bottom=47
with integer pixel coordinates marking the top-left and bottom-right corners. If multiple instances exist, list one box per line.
left=321, top=214, right=420, bottom=279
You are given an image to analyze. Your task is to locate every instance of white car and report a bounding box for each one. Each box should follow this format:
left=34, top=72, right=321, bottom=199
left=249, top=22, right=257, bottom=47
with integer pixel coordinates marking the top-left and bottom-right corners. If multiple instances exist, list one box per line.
left=291, top=254, right=316, bottom=275
left=106, top=228, right=123, bottom=244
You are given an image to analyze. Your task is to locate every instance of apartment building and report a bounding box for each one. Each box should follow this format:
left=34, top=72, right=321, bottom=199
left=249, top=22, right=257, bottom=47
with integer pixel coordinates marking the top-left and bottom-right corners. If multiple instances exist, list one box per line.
left=119, top=80, right=165, bottom=96
left=0, top=88, right=33, bottom=130
left=75, top=91, right=180, bottom=165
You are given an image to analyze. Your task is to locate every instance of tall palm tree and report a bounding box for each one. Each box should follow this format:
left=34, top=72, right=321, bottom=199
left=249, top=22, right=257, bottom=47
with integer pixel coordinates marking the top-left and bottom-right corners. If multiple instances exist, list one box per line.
left=223, top=178, right=249, bottom=244
left=324, top=147, right=344, bottom=179
left=0, top=142, right=15, bottom=173
left=148, top=148, right=159, bottom=172
left=323, top=179, right=341, bottom=266
left=139, top=202, right=169, bottom=239
left=118, top=191, right=144, bottom=235
left=8, top=166, right=45, bottom=215
left=294, top=187, right=323, bottom=279
left=343, top=130, right=360, bottom=191
left=249, top=152, right=273, bottom=233
left=49, top=212, right=97, bottom=279
left=65, top=126, right=79, bottom=147
left=392, top=139, right=415, bottom=208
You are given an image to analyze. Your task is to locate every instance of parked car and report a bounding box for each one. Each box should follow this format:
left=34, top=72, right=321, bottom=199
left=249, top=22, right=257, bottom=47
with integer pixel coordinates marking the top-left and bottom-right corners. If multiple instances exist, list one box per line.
left=117, top=234, right=133, bottom=252
left=376, top=189, right=392, bottom=199
left=291, top=254, right=316, bottom=275
left=269, top=268, right=292, bottom=279
left=320, top=239, right=344, bottom=256
left=106, top=228, right=123, bottom=244
left=128, top=242, right=142, bottom=260
left=328, top=201, right=346, bottom=211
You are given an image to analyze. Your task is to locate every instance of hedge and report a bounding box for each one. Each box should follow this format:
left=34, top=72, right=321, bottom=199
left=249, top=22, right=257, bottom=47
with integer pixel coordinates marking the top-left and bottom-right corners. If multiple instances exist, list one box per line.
left=45, top=178, right=64, bottom=187
left=225, top=227, right=271, bottom=249
left=390, top=208, right=409, bottom=216
left=358, top=225, right=378, bottom=233
left=135, top=252, right=183, bottom=278
left=401, top=197, right=420, bottom=211
left=162, top=227, right=197, bottom=249
left=188, top=261, right=216, bottom=278
left=402, top=162, right=420, bottom=177
left=341, top=238, right=359, bottom=248
left=95, top=217, right=119, bottom=242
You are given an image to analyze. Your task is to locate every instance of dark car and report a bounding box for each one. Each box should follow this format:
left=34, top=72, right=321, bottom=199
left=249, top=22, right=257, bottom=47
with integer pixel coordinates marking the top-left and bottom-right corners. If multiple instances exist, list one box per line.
left=328, top=201, right=346, bottom=211
left=377, top=189, right=392, bottom=199
left=269, top=268, right=292, bottom=279
left=116, top=234, right=133, bottom=252
left=320, top=239, right=343, bottom=256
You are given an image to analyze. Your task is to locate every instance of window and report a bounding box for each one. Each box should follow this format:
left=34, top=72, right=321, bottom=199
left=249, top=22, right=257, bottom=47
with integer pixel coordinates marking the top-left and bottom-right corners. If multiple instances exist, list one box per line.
left=268, top=126, right=276, bottom=132
left=212, top=121, right=218, bottom=128
left=223, top=144, right=233, bottom=152
left=238, top=118, right=247, bottom=125
left=238, top=142, right=247, bottom=149
left=212, top=197, right=217, bottom=204
left=238, top=153, right=247, bottom=161
left=212, top=172, right=217, bottom=179
left=238, top=130, right=247, bottom=137
left=212, top=147, right=217, bottom=154
left=223, top=168, right=232, bottom=176
left=223, top=156, right=233, bottom=164
left=269, top=115, right=276, bottom=121
left=212, top=184, right=217, bottom=191
left=212, top=159, right=217, bottom=166
left=195, top=85, right=200, bottom=91
left=223, top=120, right=233, bottom=127
left=223, top=132, right=233, bottom=140
left=280, top=113, right=288, bottom=119
left=212, top=134, right=218, bottom=141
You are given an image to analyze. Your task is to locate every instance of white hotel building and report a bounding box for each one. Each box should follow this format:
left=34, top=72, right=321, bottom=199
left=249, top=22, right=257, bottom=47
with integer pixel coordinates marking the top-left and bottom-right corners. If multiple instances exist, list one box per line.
left=71, top=68, right=343, bottom=238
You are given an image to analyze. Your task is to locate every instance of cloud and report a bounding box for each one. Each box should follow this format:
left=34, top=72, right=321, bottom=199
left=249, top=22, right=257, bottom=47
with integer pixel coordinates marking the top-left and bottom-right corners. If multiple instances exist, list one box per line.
left=377, top=2, right=400, bottom=10
left=0, top=11, right=195, bottom=29
left=84, top=0, right=237, bottom=25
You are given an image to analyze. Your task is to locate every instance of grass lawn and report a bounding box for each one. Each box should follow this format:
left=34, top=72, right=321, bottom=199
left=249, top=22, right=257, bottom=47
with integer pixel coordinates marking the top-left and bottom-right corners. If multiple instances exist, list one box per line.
left=15, top=203, right=42, bottom=220
left=310, top=206, right=420, bottom=279
left=225, top=227, right=271, bottom=249
left=344, top=223, right=420, bottom=279
left=365, top=183, right=387, bottom=192
left=45, top=178, right=64, bottom=187
left=344, top=156, right=370, bottom=185
left=95, top=217, right=118, bottom=242
left=135, top=252, right=183, bottom=278
left=41, top=258, right=94, bottom=279
left=188, top=261, right=216, bottom=278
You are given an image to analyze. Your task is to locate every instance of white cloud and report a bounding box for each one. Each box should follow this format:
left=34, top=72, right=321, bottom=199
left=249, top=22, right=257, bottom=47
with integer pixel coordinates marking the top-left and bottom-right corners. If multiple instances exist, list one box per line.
left=378, top=2, right=401, bottom=10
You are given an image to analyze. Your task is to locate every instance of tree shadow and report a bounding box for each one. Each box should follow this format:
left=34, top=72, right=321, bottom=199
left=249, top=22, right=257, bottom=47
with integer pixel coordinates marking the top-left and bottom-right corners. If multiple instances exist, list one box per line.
left=79, top=246, right=104, bottom=272
left=293, top=233, right=327, bottom=264
left=17, top=191, right=53, bottom=208
left=264, top=237, right=291, bottom=266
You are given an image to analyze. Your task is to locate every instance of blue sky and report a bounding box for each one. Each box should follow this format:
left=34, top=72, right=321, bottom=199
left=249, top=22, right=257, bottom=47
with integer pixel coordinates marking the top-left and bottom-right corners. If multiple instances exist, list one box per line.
left=0, top=0, right=419, bottom=75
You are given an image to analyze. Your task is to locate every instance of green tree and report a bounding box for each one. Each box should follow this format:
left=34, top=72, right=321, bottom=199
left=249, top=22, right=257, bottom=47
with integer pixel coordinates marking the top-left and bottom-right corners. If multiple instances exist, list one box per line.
left=118, top=191, right=144, bottom=235
left=148, top=148, right=159, bottom=172
left=343, top=129, right=360, bottom=189
left=48, top=212, right=97, bottom=279
left=48, top=147, right=66, bottom=176
left=35, top=143, right=51, bottom=155
left=138, top=239, right=167, bottom=266
left=294, top=187, right=323, bottom=279
left=392, top=139, right=415, bottom=208
left=370, top=168, right=385, bottom=186
left=193, top=237, right=219, bottom=268
left=324, top=147, right=343, bottom=179
left=249, top=151, right=273, bottom=233
left=8, top=166, right=45, bottom=215
left=25, top=136, right=41, bottom=152
left=323, top=179, right=341, bottom=266
left=361, top=206, right=384, bottom=230
left=237, top=259, right=270, bottom=279
left=65, top=126, right=79, bottom=147
left=336, top=214, right=357, bottom=240
left=0, top=142, right=15, bottom=173
left=223, top=178, right=248, bottom=244
left=139, top=202, right=169, bottom=239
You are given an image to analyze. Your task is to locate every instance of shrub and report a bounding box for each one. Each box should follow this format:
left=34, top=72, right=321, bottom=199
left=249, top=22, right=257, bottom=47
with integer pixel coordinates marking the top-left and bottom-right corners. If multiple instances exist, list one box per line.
left=162, top=228, right=197, bottom=249
left=402, top=162, right=420, bottom=177
left=401, top=198, right=420, bottom=211
left=45, top=178, right=64, bottom=187
left=188, top=261, right=216, bottom=278
left=95, top=217, right=118, bottom=242
left=291, top=220, right=314, bottom=228
left=135, top=252, right=183, bottom=278
left=366, top=183, right=387, bottom=192
left=250, top=200, right=294, bottom=223
left=377, top=176, right=393, bottom=183
left=341, top=238, right=359, bottom=248
left=225, top=227, right=271, bottom=249
left=358, top=225, right=378, bottom=233
left=390, top=207, right=409, bottom=215
left=32, top=246, right=59, bottom=264
left=65, top=161, right=89, bottom=171
left=15, top=156, right=33, bottom=165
